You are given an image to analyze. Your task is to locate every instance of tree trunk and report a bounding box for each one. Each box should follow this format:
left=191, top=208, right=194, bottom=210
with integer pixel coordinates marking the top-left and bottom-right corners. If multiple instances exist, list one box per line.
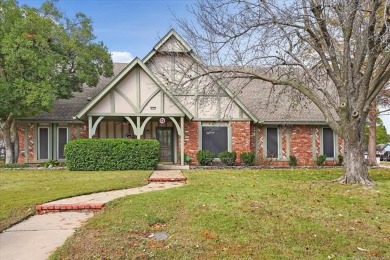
left=0, top=114, right=16, bottom=164
left=367, top=102, right=377, bottom=165
left=337, top=119, right=374, bottom=186
left=11, top=119, right=19, bottom=163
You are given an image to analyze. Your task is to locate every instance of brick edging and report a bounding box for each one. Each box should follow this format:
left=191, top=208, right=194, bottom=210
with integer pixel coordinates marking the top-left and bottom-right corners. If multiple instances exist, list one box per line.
left=36, top=203, right=104, bottom=214
left=148, top=177, right=187, bottom=182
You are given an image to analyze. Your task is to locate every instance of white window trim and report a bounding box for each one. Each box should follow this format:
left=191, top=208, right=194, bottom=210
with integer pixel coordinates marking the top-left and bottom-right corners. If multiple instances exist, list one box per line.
left=321, top=127, right=336, bottom=159
left=199, top=122, right=231, bottom=156
left=265, top=127, right=280, bottom=159
left=38, top=127, right=49, bottom=160
left=57, top=127, right=68, bottom=160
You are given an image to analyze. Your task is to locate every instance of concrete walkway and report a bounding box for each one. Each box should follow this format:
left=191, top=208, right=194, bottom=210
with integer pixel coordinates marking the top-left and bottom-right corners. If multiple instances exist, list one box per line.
left=0, top=170, right=185, bottom=260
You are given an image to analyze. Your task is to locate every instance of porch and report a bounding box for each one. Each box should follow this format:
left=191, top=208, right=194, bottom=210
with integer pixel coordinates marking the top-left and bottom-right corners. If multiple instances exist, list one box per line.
left=88, top=115, right=187, bottom=166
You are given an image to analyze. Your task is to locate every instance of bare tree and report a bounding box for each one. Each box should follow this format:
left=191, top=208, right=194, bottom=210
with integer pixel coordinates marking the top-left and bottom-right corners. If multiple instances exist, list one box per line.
left=176, top=0, right=390, bottom=185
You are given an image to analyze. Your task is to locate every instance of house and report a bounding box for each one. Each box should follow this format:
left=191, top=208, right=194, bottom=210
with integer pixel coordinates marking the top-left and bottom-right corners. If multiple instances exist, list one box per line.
left=377, top=143, right=390, bottom=161
left=16, top=30, right=343, bottom=166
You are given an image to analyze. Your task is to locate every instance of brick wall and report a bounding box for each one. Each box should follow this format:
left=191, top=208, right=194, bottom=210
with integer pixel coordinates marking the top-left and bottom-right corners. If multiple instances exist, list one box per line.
left=231, top=121, right=251, bottom=164
left=255, top=125, right=342, bottom=166
left=70, top=123, right=89, bottom=140
left=16, top=123, right=89, bottom=163
left=184, top=121, right=199, bottom=165
left=17, top=123, right=34, bottom=163
left=291, top=125, right=315, bottom=166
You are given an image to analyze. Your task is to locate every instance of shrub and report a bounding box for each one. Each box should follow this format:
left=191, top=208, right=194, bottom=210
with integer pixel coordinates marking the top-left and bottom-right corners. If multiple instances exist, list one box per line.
left=196, top=150, right=214, bottom=166
left=184, top=154, right=191, bottom=163
left=65, top=139, right=160, bottom=171
left=240, top=151, right=255, bottom=166
left=289, top=155, right=297, bottom=166
left=337, top=154, right=344, bottom=166
left=316, top=155, right=327, bottom=166
left=0, top=163, right=29, bottom=169
left=42, top=160, right=63, bottom=168
left=218, top=151, right=237, bottom=166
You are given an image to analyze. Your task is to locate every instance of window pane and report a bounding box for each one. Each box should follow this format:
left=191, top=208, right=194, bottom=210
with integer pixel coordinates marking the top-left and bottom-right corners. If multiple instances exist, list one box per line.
left=267, top=128, right=278, bottom=158
left=39, top=128, right=49, bottom=160
left=323, top=128, right=334, bottom=157
left=202, top=126, right=228, bottom=156
left=58, top=128, right=68, bottom=159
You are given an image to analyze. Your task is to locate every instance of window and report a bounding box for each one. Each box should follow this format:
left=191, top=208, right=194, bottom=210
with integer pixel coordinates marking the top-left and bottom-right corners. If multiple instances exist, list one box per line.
left=322, top=127, right=335, bottom=158
left=202, top=126, right=228, bottom=156
left=57, top=127, right=68, bottom=159
left=38, top=127, right=49, bottom=160
left=267, top=127, right=278, bottom=158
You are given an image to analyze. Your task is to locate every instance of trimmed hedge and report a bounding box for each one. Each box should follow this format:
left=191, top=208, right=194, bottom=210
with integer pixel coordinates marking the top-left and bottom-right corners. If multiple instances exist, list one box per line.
left=65, top=139, right=160, bottom=171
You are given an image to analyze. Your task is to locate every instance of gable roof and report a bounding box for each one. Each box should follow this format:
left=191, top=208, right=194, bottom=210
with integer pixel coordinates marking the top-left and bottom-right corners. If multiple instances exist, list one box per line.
left=143, top=29, right=259, bottom=123
left=19, top=63, right=128, bottom=122
left=143, top=29, right=200, bottom=64
left=21, top=30, right=330, bottom=125
left=76, top=57, right=194, bottom=120
left=229, top=79, right=327, bottom=124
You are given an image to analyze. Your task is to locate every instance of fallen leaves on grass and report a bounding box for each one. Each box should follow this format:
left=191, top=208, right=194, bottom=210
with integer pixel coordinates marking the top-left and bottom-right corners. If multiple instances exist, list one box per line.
left=201, top=230, right=217, bottom=239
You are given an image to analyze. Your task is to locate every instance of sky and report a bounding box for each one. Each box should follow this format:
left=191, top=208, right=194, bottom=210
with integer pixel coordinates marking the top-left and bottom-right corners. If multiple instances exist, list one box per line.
left=19, top=0, right=196, bottom=61
left=14, top=0, right=390, bottom=134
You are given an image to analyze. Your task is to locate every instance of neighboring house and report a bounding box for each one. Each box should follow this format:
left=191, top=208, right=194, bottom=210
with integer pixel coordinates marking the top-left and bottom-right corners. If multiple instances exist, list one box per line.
left=16, top=30, right=343, bottom=166
left=0, top=138, right=4, bottom=159
left=377, top=143, right=390, bottom=160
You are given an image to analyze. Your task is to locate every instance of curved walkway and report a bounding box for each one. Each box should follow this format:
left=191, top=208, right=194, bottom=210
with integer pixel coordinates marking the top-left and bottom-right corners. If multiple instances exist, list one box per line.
left=0, top=170, right=185, bottom=260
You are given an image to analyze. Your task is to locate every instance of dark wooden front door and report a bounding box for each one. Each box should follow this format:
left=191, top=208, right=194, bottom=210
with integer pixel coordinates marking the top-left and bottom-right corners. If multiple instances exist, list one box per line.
left=156, top=127, right=173, bottom=162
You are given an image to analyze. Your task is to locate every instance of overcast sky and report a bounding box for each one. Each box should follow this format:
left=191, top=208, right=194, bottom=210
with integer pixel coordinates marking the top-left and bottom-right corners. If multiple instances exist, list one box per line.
left=16, top=0, right=390, bottom=134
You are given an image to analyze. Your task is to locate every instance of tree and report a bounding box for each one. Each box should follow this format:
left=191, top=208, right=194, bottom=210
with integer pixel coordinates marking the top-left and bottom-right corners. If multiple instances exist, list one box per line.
left=366, top=1, right=390, bottom=165
left=0, top=0, right=113, bottom=164
left=178, top=0, right=390, bottom=185
left=366, top=116, right=390, bottom=144
left=367, top=87, right=390, bottom=165
left=376, top=119, right=390, bottom=144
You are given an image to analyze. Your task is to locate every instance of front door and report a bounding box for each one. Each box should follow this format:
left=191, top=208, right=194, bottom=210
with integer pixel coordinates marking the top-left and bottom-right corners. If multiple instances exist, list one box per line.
left=156, top=127, right=174, bottom=163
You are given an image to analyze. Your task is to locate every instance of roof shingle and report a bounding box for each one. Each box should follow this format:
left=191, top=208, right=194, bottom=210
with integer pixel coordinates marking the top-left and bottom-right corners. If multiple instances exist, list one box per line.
left=22, top=63, right=128, bottom=122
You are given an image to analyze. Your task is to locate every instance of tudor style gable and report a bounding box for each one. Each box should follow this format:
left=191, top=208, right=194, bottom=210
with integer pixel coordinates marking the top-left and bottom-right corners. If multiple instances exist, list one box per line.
left=76, top=58, right=192, bottom=139
left=87, top=66, right=184, bottom=116
left=144, top=30, right=258, bottom=122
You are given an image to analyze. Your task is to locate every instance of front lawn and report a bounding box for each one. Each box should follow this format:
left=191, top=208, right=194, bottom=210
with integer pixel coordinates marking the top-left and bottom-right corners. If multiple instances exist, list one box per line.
left=0, top=170, right=151, bottom=231
left=52, top=168, right=390, bottom=259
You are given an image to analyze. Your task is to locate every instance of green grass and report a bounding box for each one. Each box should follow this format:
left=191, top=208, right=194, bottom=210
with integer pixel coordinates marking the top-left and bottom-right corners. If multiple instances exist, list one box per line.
left=0, top=170, right=151, bottom=231
left=52, top=168, right=390, bottom=259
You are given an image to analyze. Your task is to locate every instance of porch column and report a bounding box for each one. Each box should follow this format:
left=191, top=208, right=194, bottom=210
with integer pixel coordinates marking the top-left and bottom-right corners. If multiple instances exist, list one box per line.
left=88, top=116, right=104, bottom=138
left=88, top=116, right=93, bottom=138
left=169, top=116, right=185, bottom=166
left=180, top=116, right=185, bottom=166
left=136, top=117, right=141, bottom=139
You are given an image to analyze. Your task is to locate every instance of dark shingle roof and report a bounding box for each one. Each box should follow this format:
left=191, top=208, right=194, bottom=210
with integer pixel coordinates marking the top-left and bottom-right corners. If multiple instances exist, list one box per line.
left=230, top=80, right=326, bottom=124
left=21, top=62, right=329, bottom=124
left=22, top=63, right=128, bottom=122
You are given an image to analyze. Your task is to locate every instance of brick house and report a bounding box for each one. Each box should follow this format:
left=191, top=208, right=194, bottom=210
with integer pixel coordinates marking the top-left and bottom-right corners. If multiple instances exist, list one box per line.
left=17, top=30, right=342, bottom=166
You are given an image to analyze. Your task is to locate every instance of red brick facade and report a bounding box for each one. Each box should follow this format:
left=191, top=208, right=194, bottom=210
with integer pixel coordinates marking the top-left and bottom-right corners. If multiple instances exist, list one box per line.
left=231, top=121, right=251, bottom=164
left=184, top=121, right=199, bottom=165
left=17, top=123, right=34, bottom=163
left=15, top=120, right=343, bottom=166
left=254, top=125, right=343, bottom=166
left=291, top=125, right=314, bottom=166
left=16, top=123, right=89, bottom=164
